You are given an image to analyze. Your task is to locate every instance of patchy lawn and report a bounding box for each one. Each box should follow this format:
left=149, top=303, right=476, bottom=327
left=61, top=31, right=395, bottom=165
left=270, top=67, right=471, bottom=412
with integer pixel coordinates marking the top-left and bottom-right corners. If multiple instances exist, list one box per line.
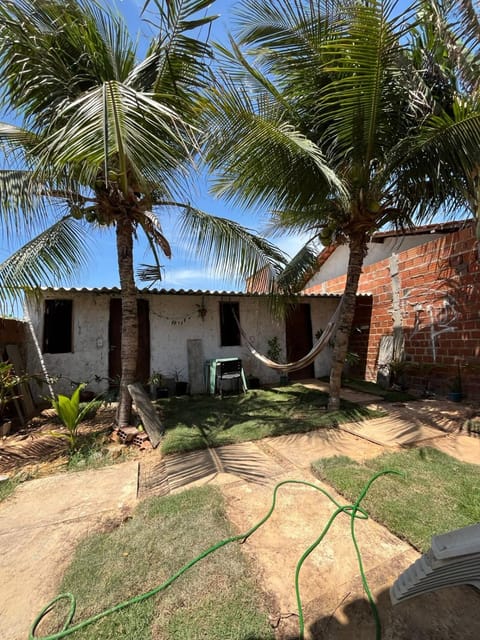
left=160, top=385, right=385, bottom=454
left=44, top=486, right=274, bottom=640
left=312, top=447, right=480, bottom=552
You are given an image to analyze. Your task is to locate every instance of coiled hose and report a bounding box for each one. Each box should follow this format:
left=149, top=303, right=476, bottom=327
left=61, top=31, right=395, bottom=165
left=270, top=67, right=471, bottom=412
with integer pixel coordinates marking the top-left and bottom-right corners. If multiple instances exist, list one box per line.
left=30, top=469, right=401, bottom=640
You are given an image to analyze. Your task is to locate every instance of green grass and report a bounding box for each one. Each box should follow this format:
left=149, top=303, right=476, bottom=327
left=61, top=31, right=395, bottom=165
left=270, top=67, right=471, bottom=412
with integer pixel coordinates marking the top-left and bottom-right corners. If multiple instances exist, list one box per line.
left=160, top=385, right=385, bottom=455
left=312, top=447, right=480, bottom=552
left=319, top=376, right=417, bottom=402
left=0, top=475, right=19, bottom=503
left=45, top=486, right=274, bottom=640
left=66, top=433, right=138, bottom=472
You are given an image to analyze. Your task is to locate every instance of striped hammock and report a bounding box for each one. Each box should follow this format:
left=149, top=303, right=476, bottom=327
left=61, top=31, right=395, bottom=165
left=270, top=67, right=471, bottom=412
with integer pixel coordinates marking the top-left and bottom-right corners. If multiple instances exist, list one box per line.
left=236, top=299, right=343, bottom=373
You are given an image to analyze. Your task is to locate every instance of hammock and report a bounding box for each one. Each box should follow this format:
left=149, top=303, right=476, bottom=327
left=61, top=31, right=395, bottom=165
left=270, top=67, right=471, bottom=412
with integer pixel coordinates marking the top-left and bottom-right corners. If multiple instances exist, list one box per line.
left=236, top=299, right=343, bottom=373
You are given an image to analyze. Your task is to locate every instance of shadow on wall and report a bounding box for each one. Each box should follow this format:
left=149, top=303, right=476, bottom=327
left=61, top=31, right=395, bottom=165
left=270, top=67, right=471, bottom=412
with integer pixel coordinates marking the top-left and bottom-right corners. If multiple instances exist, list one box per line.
left=374, top=253, right=480, bottom=400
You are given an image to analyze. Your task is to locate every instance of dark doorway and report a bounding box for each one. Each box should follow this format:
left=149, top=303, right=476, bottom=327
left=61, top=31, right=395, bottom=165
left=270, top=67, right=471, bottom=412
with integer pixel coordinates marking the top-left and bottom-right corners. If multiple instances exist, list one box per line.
left=108, top=298, right=150, bottom=384
left=285, top=303, right=314, bottom=380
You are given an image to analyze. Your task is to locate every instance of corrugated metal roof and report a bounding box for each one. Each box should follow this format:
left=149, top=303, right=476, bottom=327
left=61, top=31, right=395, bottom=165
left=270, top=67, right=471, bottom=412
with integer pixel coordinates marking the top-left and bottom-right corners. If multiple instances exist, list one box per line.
left=36, top=286, right=371, bottom=298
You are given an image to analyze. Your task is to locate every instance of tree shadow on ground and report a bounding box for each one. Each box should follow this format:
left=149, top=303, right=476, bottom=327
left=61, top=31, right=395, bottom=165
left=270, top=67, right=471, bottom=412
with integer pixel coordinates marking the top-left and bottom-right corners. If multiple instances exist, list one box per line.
left=275, top=585, right=480, bottom=640
left=160, top=387, right=379, bottom=449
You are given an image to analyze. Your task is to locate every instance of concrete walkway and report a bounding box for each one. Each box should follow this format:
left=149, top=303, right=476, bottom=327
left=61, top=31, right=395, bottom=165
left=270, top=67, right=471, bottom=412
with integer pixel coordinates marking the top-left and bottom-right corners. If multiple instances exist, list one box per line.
left=0, top=462, right=138, bottom=640
left=1, top=391, right=480, bottom=640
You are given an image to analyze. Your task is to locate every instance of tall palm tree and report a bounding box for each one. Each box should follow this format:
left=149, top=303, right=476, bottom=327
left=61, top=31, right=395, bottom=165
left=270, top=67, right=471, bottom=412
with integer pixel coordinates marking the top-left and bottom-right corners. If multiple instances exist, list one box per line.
left=0, top=0, right=286, bottom=425
left=413, top=0, right=480, bottom=226
left=203, top=0, right=480, bottom=409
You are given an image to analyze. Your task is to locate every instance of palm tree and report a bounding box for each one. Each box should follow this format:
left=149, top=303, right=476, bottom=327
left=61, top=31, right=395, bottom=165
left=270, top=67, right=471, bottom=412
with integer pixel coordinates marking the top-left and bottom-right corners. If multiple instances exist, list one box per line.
left=203, top=0, right=480, bottom=409
left=0, top=0, right=286, bottom=425
left=412, top=0, right=480, bottom=226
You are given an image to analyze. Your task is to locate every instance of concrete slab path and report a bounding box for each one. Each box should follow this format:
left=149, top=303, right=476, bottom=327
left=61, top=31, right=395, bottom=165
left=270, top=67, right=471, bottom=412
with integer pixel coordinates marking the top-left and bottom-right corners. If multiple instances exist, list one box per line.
left=220, top=431, right=480, bottom=639
left=1, top=388, right=480, bottom=640
left=0, top=461, right=138, bottom=640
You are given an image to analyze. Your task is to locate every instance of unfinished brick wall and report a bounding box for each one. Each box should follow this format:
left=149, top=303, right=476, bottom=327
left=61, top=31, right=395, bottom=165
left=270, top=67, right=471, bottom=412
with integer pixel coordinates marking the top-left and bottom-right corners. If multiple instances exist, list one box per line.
left=304, top=222, right=480, bottom=400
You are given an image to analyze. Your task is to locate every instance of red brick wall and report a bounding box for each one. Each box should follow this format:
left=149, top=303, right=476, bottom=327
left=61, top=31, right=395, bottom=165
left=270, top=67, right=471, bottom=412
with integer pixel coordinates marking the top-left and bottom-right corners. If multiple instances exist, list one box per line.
left=304, top=222, right=480, bottom=399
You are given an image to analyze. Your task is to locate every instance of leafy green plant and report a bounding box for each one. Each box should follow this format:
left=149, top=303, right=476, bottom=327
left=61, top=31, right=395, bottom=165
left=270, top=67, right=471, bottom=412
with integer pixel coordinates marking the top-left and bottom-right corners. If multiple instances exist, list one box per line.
left=0, top=475, right=20, bottom=503
left=148, top=371, right=164, bottom=387
left=266, top=336, right=282, bottom=362
left=51, top=384, right=99, bottom=452
left=0, top=361, right=28, bottom=423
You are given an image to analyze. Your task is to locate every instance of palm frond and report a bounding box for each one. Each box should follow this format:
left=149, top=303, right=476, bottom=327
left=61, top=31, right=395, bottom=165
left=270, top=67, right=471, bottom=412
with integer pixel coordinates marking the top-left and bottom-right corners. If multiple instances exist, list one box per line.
left=36, top=81, right=196, bottom=192
left=0, top=0, right=136, bottom=131
left=133, top=0, right=217, bottom=114
left=136, top=263, right=165, bottom=284
left=276, top=242, right=320, bottom=293
left=0, top=217, right=90, bottom=306
left=0, top=169, right=50, bottom=236
left=204, top=81, right=345, bottom=212
left=140, top=210, right=172, bottom=257
left=177, top=206, right=287, bottom=286
left=317, top=1, right=413, bottom=168
left=233, top=0, right=330, bottom=65
left=418, top=0, right=480, bottom=93
left=0, top=122, right=39, bottom=153
left=381, top=97, right=480, bottom=223
left=449, top=0, right=480, bottom=48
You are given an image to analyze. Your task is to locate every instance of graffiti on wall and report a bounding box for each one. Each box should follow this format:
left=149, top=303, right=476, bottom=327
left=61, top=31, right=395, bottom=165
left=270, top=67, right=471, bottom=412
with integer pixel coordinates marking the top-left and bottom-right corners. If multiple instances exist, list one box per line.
left=402, top=287, right=460, bottom=361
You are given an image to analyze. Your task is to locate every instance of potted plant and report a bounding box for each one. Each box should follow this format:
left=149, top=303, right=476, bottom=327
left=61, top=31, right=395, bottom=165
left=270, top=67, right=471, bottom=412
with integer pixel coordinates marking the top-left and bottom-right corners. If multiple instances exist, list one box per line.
left=171, top=368, right=188, bottom=395
left=267, top=337, right=288, bottom=385
left=447, top=362, right=463, bottom=402
left=0, top=361, right=26, bottom=436
left=247, top=373, right=260, bottom=389
left=148, top=371, right=169, bottom=399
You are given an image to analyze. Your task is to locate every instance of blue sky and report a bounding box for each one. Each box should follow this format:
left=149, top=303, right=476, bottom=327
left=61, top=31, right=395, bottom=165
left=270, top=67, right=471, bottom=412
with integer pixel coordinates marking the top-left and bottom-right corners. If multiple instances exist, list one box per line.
left=0, top=0, right=307, bottom=311
left=0, top=0, right=452, bottom=317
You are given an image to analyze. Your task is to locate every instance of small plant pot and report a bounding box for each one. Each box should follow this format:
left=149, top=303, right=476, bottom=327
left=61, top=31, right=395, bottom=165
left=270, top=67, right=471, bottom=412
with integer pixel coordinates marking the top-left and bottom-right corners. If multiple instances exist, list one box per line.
left=155, top=386, right=170, bottom=399
left=247, top=376, right=260, bottom=389
left=447, top=391, right=463, bottom=403
left=279, top=374, right=289, bottom=386
left=175, top=381, right=188, bottom=395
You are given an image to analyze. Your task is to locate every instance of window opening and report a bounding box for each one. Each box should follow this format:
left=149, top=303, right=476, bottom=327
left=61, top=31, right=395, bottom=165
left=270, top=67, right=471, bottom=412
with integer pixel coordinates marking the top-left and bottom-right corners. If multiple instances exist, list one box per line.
left=43, top=299, right=73, bottom=353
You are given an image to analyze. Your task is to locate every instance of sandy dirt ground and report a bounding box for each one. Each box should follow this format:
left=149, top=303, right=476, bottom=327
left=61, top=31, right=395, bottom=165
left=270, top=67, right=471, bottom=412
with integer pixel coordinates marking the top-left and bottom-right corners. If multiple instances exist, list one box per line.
left=1, top=396, right=480, bottom=640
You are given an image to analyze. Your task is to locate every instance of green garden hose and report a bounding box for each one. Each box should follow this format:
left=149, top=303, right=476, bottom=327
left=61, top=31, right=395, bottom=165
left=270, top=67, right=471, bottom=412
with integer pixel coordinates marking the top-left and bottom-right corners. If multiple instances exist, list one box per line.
left=29, top=469, right=401, bottom=640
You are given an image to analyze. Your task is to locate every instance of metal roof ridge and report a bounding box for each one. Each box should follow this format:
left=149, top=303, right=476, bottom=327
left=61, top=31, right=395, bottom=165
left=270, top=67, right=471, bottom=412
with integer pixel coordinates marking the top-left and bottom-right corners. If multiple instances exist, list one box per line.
left=34, top=286, right=361, bottom=297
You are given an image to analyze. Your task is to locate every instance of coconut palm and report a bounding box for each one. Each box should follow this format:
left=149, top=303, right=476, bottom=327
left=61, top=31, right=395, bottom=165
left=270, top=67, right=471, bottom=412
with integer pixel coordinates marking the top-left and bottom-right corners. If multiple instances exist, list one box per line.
left=0, top=0, right=286, bottom=425
left=412, top=0, right=480, bottom=226
left=203, top=0, right=480, bottom=409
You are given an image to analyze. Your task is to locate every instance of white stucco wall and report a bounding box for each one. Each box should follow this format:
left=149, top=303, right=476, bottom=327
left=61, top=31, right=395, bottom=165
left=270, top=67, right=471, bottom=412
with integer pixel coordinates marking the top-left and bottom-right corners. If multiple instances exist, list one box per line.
left=25, top=292, right=111, bottom=395
left=149, top=293, right=285, bottom=385
left=25, top=290, right=339, bottom=396
left=306, top=233, right=444, bottom=289
left=309, top=296, right=339, bottom=378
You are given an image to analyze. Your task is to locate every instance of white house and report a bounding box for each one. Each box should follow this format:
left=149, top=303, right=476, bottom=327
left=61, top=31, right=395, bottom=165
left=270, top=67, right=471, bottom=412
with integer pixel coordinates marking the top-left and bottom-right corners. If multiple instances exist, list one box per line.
left=24, top=287, right=346, bottom=397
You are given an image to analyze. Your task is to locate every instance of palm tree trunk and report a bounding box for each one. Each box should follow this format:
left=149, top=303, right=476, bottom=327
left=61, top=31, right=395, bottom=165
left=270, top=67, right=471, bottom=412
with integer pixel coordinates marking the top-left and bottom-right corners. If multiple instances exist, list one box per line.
left=328, top=231, right=368, bottom=411
left=116, top=215, right=138, bottom=426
